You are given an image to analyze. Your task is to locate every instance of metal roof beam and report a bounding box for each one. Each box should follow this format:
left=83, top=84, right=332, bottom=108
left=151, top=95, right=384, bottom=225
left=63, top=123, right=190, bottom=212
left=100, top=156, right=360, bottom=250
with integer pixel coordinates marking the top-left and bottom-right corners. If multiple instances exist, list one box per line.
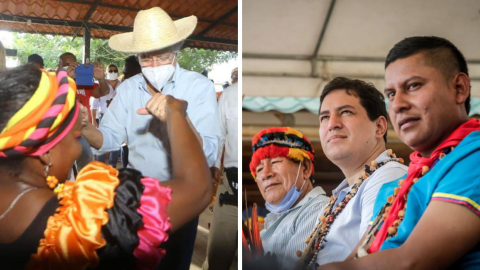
left=311, top=0, right=336, bottom=76
left=196, top=6, right=237, bottom=37
left=72, top=0, right=100, bottom=42
left=83, top=0, right=101, bottom=22
left=312, top=0, right=336, bottom=58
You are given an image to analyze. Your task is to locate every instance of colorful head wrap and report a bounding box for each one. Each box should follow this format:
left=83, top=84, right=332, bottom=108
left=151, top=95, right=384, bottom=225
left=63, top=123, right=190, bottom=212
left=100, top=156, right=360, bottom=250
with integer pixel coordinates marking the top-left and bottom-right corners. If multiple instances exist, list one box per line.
left=0, top=70, right=79, bottom=157
left=249, top=127, right=315, bottom=180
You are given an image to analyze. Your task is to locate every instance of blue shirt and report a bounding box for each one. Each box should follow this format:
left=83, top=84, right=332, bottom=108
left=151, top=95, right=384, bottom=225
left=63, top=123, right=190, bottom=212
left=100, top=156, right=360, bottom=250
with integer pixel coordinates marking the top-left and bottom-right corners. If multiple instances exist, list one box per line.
left=98, top=64, right=220, bottom=181
left=371, top=131, right=480, bottom=269
left=316, top=151, right=407, bottom=265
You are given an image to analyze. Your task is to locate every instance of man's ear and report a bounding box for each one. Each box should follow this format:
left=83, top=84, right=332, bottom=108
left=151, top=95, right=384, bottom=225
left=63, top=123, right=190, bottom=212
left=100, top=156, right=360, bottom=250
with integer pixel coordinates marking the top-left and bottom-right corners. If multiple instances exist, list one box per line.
left=453, top=73, right=470, bottom=107
left=375, top=116, right=388, bottom=140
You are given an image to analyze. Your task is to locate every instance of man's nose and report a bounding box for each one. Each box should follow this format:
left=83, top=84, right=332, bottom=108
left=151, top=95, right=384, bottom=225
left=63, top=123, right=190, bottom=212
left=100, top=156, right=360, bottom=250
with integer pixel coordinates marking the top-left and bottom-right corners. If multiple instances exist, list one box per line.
left=327, top=113, right=343, bottom=131
left=262, top=162, right=274, bottom=179
left=390, top=91, right=410, bottom=115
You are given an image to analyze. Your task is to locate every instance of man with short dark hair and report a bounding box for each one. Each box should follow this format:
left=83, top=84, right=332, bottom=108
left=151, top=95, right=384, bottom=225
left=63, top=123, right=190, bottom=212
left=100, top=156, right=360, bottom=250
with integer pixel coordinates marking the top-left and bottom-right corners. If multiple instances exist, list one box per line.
left=27, top=54, right=44, bottom=69
left=122, top=55, right=142, bottom=80
left=321, top=36, right=480, bottom=270
left=295, top=78, right=407, bottom=268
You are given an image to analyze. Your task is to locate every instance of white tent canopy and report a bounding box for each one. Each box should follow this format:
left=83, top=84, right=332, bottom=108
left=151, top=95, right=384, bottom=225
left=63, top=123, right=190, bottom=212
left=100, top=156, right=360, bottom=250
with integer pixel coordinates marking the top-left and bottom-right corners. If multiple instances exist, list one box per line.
left=243, top=0, right=480, bottom=98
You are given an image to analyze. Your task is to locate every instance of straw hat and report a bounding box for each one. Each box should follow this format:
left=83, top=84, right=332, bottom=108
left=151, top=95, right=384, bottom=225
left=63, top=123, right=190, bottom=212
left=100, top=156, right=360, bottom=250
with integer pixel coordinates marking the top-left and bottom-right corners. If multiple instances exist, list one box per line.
left=109, top=7, right=197, bottom=54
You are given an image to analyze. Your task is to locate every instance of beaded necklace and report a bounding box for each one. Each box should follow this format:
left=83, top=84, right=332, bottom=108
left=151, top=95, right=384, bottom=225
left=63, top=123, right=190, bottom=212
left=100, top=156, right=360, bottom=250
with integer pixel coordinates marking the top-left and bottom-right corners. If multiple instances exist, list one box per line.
left=295, top=149, right=403, bottom=270
left=355, top=147, right=452, bottom=258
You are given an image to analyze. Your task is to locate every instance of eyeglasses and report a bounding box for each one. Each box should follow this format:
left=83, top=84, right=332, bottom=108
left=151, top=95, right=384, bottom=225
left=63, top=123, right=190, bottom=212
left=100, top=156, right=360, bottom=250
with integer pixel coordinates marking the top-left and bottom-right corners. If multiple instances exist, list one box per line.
left=139, top=53, right=174, bottom=66
left=108, top=69, right=118, bottom=73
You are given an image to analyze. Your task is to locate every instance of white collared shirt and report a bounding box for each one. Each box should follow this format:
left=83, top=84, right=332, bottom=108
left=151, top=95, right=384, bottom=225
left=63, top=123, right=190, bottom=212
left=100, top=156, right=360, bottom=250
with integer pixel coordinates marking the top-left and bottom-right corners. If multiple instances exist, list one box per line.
left=215, top=83, right=238, bottom=169
left=316, top=150, right=408, bottom=265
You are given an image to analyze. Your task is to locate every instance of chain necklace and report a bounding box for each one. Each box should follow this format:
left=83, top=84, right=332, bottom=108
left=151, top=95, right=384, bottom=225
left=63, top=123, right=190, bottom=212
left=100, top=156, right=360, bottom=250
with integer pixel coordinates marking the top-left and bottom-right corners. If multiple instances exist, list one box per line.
left=0, top=187, right=38, bottom=221
left=295, top=149, right=403, bottom=270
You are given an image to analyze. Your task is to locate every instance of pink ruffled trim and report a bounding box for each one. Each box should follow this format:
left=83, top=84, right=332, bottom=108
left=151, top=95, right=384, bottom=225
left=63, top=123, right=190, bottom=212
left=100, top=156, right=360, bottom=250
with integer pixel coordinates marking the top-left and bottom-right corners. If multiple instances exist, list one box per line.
left=134, top=177, right=172, bottom=270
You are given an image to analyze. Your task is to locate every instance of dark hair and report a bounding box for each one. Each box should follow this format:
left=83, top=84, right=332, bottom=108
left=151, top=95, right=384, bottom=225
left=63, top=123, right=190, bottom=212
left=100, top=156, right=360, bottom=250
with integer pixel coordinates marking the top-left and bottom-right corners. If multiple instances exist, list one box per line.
left=59, top=52, right=76, bottom=60
left=385, top=36, right=470, bottom=114
left=124, top=55, right=142, bottom=80
left=108, top=64, right=118, bottom=69
left=0, top=65, right=42, bottom=172
left=320, top=77, right=388, bottom=143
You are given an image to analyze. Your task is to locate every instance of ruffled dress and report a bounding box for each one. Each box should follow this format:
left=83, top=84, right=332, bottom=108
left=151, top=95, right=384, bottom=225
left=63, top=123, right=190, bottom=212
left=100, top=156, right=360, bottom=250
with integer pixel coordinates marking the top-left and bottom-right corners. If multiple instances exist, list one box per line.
left=0, top=162, right=171, bottom=270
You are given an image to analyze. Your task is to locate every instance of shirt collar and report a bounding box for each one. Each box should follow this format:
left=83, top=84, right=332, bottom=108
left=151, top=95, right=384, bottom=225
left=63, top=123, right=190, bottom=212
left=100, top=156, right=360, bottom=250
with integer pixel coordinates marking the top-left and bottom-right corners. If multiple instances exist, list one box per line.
left=332, top=150, right=391, bottom=198
left=286, top=186, right=326, bottom=212
left=265, top=186, right=326, bottom=219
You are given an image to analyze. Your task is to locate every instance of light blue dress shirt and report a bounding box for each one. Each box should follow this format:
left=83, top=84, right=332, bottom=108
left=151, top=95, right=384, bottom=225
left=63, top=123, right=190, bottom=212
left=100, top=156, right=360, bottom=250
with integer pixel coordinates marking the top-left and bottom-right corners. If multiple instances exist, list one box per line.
left=98, top=64, right=220, bottom=181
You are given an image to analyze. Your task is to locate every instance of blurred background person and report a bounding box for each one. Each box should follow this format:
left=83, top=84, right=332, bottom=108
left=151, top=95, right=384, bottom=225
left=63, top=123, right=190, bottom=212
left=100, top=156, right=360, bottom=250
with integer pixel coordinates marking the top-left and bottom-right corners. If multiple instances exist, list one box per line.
left=26, top=53, right=44, bottom=69
left=203, top=67, right=239, bottom=270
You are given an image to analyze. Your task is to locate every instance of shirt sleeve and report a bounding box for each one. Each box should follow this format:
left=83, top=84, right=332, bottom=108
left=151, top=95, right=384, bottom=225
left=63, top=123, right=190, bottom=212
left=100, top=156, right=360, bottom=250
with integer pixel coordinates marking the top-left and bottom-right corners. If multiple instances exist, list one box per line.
left=214, top=92, right=227, bottom=169
left=91, top=97, right=100, bottom=110
left=430, top=140, right=480, bottom=217
left=359, top=166, right=408, bottom=236
left=186, top=79, right=220, bottom=167
left=97, top=84, right=128, bottom=152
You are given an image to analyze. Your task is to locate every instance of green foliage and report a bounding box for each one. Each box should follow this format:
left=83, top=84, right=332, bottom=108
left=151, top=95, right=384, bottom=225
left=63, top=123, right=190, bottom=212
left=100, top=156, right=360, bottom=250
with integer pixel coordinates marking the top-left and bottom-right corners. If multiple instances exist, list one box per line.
left=12, top=33, right=237, bottom=72
left=13, top=33, right=129, bottom=69
left=177, top=48, right=237, bottom=72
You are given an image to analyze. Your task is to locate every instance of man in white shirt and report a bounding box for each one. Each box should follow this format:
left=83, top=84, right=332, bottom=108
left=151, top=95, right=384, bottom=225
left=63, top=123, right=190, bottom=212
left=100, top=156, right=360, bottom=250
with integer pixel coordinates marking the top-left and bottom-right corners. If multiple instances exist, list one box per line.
left=295, top=77, right=408, bottom=269
left=203, top=68, right=238, bottom=270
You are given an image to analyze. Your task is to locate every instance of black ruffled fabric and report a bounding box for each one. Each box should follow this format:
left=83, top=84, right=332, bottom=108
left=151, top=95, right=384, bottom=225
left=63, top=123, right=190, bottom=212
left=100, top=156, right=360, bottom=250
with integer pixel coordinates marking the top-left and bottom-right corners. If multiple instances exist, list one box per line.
left=96, top=168, right=145, bottom=269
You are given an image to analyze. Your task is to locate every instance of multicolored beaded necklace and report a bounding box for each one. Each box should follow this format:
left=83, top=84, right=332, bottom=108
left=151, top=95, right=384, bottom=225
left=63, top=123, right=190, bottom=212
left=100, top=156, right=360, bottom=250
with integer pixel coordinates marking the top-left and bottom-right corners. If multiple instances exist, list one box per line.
left=355, top=147, right=453, bottom=258
left=295, top=149, right=404, bottom=270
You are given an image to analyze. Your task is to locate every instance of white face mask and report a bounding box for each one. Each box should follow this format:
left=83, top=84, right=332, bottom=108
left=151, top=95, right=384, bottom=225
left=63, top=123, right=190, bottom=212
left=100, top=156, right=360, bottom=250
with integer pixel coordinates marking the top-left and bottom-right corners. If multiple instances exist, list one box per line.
left=142, top=54, right=176, bottom=91
left=106, top=72, right=118, bottom=80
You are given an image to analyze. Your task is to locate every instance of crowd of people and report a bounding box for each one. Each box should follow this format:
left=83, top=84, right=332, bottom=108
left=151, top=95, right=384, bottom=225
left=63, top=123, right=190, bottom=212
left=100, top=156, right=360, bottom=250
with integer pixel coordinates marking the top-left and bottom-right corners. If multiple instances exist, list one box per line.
left=0, top=6, right=238, bottom=270
left=245, top=35, right=480, bottom=270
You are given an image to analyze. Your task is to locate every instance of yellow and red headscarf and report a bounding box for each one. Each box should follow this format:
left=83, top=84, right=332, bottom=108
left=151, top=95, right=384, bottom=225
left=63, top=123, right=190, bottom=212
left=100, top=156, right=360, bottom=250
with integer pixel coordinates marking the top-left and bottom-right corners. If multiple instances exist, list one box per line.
left=249, top=127, right=315, bottom=180
left=0, top=69, right=79, bottom=157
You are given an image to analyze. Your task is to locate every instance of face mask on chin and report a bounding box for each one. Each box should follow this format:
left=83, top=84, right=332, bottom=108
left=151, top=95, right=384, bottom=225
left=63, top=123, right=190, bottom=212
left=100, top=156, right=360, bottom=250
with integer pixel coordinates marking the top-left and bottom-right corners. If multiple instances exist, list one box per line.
left=265, top=161, right=307, bottom=214
left=106, top=73, right=118, bottom=80
left=142, top=54, right=176, bottom=91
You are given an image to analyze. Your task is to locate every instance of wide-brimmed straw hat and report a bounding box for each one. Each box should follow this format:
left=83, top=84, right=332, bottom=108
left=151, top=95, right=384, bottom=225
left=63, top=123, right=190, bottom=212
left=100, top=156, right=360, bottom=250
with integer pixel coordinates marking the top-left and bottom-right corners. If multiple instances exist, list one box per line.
left=109, top=7, right=197, bottom=54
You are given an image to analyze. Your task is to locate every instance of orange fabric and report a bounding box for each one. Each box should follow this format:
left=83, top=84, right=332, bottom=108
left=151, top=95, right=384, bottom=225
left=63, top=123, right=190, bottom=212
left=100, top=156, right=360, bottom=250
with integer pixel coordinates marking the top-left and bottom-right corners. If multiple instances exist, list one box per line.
left=27, top=162, right=119, bottom=270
